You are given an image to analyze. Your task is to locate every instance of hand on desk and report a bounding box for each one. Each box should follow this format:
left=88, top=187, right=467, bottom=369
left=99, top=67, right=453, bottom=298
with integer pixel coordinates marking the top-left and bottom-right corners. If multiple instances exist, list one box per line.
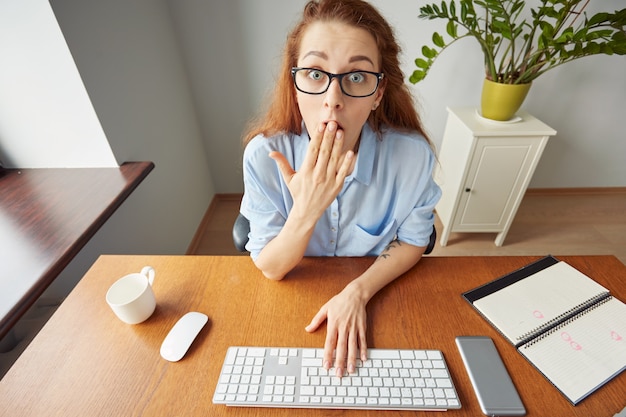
left=303, top=241, right=426, bottom=377
left=305, top=283, right=368, bottom=378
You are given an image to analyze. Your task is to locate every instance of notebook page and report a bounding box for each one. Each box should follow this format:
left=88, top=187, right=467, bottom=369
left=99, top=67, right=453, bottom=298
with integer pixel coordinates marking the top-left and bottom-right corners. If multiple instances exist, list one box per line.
left=518, top=296, right=626, bottom=404
left=473, top=261, right=608, bottom=344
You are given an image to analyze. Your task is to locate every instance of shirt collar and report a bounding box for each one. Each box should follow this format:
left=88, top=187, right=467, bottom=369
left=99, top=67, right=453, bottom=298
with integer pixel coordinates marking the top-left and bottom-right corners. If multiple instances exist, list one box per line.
left=351, top=123, right=376, bottom=185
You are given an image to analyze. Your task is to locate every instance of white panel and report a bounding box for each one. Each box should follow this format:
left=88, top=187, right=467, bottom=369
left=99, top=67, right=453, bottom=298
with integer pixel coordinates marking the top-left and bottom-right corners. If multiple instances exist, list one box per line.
left=0, top=0, right=116, bottom=168
left=459, top=144, right=530, bottom=227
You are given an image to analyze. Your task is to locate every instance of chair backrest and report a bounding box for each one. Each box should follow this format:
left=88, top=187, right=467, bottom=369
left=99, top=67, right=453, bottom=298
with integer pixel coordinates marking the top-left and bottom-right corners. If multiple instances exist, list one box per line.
left=233, top=213, right=436, bottom=255
left=232, top=213, right=251, bottom=252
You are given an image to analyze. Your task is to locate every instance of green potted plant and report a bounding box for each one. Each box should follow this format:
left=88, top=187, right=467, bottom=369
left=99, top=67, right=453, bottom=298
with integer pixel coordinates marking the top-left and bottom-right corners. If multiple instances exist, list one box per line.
left=410, top=0, right=626, bottom=120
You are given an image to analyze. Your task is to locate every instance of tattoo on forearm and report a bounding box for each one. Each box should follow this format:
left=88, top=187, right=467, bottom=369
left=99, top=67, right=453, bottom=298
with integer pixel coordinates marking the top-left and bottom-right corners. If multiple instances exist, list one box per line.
left=378, top=239, right=402, bottom=260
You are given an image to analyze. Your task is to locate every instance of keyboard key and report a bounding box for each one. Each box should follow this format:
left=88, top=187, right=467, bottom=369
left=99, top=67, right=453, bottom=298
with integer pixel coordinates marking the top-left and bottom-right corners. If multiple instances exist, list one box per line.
left=368, top=349, right=400, bottom=359
left=302, top=349, right=316, bottom=358
left=427, top=351, right=442, bottom=360
left=247, top=347, right=265, bottom=357
left=302, top=358, right=322, bottom=367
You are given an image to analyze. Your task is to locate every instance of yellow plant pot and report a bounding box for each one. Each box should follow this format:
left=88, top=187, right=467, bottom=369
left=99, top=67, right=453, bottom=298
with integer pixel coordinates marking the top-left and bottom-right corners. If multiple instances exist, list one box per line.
left=480, top=79, right=532, bottom=121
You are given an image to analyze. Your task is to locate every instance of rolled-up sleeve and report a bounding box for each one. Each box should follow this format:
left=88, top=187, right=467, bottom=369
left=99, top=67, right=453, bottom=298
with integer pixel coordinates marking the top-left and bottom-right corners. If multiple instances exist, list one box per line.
left=240, top=136, right=291, bottom=260
left=395, top=140, right=442, bottom=248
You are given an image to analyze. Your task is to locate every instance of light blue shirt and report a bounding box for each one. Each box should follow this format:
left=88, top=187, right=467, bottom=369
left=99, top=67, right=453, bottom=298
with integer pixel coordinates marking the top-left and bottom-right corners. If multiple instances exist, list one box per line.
left=241, top=123, right=441, bottom=260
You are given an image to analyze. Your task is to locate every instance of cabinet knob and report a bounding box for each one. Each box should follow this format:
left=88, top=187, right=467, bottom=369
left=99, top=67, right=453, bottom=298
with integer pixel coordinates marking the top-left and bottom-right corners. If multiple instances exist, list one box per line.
left=465, top=188, right=471, bottom=192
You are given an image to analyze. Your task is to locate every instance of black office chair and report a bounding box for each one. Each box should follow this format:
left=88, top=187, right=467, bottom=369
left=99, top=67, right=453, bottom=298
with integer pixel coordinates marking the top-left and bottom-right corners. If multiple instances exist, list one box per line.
left=232, top=212, right=251, bottom=252
left=232, top=213, right=437, bottom=255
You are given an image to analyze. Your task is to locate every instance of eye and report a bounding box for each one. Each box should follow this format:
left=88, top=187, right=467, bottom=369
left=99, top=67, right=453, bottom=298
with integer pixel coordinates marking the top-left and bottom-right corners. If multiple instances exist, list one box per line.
left=347, top=72, right=366, bottom=83
left=306, top=70, right=325, bottom=81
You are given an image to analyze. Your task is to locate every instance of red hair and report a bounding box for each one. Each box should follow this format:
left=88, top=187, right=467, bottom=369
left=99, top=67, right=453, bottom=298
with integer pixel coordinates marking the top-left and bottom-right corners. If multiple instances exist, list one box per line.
left=244, top=0, right=429, bottom=144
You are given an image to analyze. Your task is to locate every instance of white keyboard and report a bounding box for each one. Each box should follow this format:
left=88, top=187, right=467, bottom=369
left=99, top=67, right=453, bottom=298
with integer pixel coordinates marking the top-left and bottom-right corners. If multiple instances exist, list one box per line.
left=213, top=346, right=461, bottom=411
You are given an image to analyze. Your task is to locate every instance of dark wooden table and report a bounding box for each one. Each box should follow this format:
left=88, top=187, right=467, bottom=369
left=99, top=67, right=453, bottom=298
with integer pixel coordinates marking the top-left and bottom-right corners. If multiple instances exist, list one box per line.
left=0, top=161, right=153, bottom=339
left=1, top=255, right=623, bottom=416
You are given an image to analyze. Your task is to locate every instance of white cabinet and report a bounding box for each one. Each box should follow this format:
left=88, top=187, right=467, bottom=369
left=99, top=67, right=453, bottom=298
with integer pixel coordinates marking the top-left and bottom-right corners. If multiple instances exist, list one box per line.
left=435, top=107, right=556, bottom=246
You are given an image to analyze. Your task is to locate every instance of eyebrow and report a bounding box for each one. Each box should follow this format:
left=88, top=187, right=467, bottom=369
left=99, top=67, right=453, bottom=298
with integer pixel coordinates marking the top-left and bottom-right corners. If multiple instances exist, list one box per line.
left=301, top=51, right=375, bottom=67
left=349, top=55, right=375, bottom=66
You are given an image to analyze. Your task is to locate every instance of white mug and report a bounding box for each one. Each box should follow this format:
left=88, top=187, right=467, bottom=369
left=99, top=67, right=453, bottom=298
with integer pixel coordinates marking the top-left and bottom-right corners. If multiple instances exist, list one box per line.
left=106, top=266, right=156, bottom=324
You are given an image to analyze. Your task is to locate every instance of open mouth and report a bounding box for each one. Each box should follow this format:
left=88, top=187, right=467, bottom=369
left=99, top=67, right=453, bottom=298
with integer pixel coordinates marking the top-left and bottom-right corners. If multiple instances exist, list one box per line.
left=324, top=120, right=344, bottom=131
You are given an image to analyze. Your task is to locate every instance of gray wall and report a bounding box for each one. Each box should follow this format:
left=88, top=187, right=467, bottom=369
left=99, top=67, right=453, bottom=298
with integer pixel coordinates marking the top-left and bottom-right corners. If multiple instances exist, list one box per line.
left=175, top=0, right=625, bottom=191
left=46, top=0, right=215, bottom=297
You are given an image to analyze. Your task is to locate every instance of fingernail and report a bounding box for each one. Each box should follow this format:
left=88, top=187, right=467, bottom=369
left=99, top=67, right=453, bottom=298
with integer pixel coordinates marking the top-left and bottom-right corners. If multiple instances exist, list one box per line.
left=318, top=123, right=325, bottom=132
left=327, top=121, right=336, bottom=132
left=348, top=363, right=355, bottom=373
left=336, top=367, right=343, bottom=377
left=323, top=360, right=331, bottom=369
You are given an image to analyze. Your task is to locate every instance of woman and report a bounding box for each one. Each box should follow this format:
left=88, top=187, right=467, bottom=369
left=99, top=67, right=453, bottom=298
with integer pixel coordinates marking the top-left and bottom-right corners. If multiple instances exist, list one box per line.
left=240, top=0, right=441, bottom=377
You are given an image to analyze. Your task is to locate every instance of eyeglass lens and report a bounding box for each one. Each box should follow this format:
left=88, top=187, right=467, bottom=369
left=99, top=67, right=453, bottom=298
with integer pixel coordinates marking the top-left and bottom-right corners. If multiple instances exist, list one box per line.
left=293, top=69, right=380, bottom=97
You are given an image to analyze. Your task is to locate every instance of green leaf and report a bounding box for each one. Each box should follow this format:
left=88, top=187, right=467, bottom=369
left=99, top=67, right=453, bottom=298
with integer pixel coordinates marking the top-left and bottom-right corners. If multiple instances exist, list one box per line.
left=415, top=58, right=430, bottom=69
left=422, top=45, right=437, bottom=58
left=555, top=27, right=574, bottom=44
left=539, top=21, right=554, bottom=38
left=409, top=70, right=426, bottom=84
left=587, top=12, right=610, bottom=26
left=584, top=42, right=602, bottom=54
left=510, top=1, right=524, bottom=16
left=538, top=34, right=547, bottom=50
left=460, top=0, right=469, bottom=21
left=573, top=42, right=583, bottom=56
left=573, top=28, right=588, bottom=42
left=447, top=20, right=458, bottom=37
left=433, top=32, right=445, bottom=47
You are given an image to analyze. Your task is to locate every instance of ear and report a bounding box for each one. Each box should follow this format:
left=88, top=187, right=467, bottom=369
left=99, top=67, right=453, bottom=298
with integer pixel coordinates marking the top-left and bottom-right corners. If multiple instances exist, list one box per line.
left=372, top=84, right=385, bottom=110
left=375, top=81, right=385, bottom=103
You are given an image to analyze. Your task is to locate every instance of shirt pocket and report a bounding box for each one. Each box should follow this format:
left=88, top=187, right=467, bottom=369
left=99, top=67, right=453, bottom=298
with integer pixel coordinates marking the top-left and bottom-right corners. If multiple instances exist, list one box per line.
left=348, top=219, right=398, bottom=256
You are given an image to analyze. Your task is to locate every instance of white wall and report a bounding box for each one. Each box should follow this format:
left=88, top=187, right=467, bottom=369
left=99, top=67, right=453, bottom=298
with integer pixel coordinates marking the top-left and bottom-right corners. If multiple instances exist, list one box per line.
left=0, top=0, right=116, bottom=168
left=183, top=0, right=625, bottom=191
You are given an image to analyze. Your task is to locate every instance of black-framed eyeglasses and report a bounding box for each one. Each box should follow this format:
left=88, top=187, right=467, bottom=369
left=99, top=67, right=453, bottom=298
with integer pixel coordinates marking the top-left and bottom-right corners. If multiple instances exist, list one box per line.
left=291, top=67, right=384, bottom=98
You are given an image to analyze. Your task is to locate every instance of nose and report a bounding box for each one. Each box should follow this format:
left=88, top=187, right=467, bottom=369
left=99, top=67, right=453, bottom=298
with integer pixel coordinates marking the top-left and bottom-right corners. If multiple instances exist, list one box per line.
left=323, top=78, right=344, bottom=109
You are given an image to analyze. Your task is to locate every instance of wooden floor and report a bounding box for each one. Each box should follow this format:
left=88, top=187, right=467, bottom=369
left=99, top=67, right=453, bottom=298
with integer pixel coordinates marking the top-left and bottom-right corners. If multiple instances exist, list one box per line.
left=188, top=189, right=626, bottom=264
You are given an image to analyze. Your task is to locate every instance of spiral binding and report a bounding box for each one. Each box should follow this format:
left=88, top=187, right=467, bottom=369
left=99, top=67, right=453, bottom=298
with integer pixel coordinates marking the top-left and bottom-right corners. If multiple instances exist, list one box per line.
left=517, top=292, right=611, bottom=345
left=521, top=294, right=613, bottom=348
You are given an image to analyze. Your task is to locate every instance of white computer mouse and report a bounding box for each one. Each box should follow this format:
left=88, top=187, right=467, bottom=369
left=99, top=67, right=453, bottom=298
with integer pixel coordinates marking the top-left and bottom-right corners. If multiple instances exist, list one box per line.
left=160, top=312, right=208, bottom=362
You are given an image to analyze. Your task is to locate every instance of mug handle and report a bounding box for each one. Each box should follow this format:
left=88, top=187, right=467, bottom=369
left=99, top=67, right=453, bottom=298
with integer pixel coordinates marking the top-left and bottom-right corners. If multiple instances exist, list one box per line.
left=140, top=266, right=155, bottom=286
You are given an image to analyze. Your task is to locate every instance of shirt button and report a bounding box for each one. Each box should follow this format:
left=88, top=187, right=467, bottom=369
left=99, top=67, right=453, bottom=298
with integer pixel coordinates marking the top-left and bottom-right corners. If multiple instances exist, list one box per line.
left=331, top=227, right=336, bottom=232
left=330, top=240, right=335, bottom=244
left=332, top=212, right=338, bottom=217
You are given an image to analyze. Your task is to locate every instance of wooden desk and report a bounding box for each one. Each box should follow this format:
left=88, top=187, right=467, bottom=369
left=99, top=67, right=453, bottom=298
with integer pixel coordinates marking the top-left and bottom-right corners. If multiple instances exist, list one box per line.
left=1, top=255, right=624, bottom=416
left=0, top=162, right=154, bottom=339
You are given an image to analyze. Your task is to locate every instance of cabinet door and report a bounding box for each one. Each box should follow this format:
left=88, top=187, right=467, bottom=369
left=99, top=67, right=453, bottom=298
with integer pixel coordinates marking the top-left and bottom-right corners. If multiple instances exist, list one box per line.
left=453, top=138, right=540, bottom=231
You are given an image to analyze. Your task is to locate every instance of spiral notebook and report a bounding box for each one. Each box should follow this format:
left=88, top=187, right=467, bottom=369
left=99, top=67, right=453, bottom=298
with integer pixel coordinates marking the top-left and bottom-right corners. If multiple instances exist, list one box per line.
left=463, top=255, right=626, bottom=405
